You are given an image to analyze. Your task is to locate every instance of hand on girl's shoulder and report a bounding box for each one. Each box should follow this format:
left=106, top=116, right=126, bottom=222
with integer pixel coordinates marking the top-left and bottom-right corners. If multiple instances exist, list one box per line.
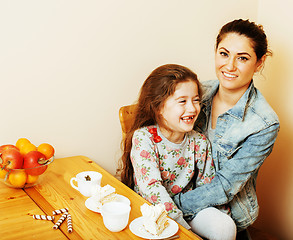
left=190, top=130, right=208, bottom=141
left=189, top=131, right=211, bottom=151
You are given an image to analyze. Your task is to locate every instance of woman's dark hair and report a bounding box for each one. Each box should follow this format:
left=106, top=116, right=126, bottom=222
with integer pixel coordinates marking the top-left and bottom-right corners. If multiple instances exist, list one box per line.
left=216, top=19, right=272, bottom=60
left=117, top=64, right=200, bottom=189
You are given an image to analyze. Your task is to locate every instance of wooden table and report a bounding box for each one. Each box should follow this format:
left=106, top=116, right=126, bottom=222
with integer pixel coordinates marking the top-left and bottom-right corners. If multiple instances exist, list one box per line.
left=0, top=156, right=201, bottom=240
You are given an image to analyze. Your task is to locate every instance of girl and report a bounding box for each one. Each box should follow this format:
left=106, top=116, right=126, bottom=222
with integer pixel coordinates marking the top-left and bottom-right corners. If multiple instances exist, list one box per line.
left=118, top=64, right=225, bottom=231
left=174, top=19, right=280, bottom=239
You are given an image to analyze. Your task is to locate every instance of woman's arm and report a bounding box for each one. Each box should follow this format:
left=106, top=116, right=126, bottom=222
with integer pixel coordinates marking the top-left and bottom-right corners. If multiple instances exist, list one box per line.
left=194, top=134, right=215, bottom=187
left=174, top=123, right=279, bottom=217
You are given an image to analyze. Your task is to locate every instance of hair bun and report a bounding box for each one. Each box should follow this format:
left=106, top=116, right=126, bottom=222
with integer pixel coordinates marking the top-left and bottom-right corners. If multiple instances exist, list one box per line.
left=258, top=24, right=264, bottom=31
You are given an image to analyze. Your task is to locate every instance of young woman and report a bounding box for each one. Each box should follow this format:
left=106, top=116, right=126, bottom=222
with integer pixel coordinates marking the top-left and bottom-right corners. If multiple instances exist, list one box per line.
left=118, top=64, right=237, bottom=237
left=174, top=19, right=280, bottom=239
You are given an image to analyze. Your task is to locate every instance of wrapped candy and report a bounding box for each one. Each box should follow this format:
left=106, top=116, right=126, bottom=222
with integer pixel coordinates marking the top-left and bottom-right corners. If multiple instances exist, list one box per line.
left=33, top=214, right=54, bottom=221
left=67, top=213, right=73, bottom=233
left=52, top=208, right=69, bottom=215
left=53, top=212, right=68, bottom=229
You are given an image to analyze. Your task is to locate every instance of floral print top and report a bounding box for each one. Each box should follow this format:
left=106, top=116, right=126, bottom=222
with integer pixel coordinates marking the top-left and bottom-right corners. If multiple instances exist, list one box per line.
left=131, top=125, right=215, bottom=227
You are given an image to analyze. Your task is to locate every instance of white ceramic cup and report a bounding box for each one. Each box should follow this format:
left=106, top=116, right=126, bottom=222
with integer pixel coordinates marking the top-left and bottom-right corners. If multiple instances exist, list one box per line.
left=101, top=202, right=131, bottom=232
left=70, top=171, right=102, bottom=197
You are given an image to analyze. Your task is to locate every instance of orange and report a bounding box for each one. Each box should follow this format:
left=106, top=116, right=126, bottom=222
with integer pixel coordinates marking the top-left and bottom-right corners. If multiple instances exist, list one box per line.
left=26, top=174, right=39, bottom=184
left=8, top=170, right=27, bottom=188
left=37, top=143, right=55, bottom=159
left=16, top=138, right=31, bottom=150
left=0, top=168, right=8, bottom=179
left=20, top=143, right=37, bottom=156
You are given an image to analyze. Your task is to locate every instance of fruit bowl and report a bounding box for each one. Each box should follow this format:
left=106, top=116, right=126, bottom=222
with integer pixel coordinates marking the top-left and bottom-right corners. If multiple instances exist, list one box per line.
left=0, top=156, right=54, bottom=188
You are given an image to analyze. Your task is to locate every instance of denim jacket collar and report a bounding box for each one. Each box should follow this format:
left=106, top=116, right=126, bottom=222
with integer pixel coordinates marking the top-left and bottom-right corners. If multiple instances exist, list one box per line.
left=201, top=80, right=256, bottom=121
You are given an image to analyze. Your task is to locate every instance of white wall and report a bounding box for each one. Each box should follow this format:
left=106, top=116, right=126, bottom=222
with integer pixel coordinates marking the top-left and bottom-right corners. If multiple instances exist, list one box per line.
left=0, top=0, right=257, bottom=174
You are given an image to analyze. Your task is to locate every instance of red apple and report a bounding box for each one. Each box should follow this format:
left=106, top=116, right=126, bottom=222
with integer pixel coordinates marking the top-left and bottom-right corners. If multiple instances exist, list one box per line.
left=0, top=144, right=19, bottom=154
left=0, top=148, right=23, bottom=169
left=23, top=151, right=48, bottom=175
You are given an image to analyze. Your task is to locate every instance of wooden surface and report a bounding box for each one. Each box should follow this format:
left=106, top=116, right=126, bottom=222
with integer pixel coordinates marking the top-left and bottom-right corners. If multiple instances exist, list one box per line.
left=0, top=156, right=201, bottom=239
left=119, top=104, right=136, bottom=134
left=0, top=186, right=66, bottom=240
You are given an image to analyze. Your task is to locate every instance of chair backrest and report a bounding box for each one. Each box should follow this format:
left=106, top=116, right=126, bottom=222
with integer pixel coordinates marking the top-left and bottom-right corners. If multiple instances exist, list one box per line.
left=119, top=104, right=137, bottom=135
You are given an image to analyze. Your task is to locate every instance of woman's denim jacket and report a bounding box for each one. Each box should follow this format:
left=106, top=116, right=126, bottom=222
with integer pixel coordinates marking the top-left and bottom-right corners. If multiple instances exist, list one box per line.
left=174, top=80, right=280, bottom=230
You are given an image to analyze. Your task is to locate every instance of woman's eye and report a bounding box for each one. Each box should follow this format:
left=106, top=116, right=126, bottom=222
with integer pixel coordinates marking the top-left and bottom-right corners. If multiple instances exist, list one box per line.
left=238, top=56, right=249, bottom=61
left=220, top=51, right=228, bottom=57
left=179, top=100, right=186, bottom=104
left=193, top=98, right=200, bottom=103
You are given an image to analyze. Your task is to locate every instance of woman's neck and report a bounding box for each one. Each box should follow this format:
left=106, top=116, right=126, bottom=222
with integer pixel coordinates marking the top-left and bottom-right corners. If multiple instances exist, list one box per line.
left=211, top=85, right=247, bottom=129
left=216, top=84, right=247, bottom=107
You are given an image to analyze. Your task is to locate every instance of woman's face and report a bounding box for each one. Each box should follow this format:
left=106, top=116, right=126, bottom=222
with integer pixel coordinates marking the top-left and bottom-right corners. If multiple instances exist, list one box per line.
left=215, top=33, right=265, bottom=93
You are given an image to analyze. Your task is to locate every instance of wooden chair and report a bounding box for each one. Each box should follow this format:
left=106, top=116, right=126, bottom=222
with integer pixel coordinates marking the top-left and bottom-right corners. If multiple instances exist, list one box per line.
left=116, top=104, right=137, bottom=180
left=119, top=104, right=137, bottom=136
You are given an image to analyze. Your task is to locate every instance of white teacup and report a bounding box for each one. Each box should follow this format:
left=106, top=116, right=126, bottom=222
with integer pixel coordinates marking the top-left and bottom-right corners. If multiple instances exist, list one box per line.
left=70, top=171, right=102, bottom=197
left=101, top=202, right=131, bottom=232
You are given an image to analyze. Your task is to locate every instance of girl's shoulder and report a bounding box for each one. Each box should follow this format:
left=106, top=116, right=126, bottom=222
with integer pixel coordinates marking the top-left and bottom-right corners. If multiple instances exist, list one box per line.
left=132, top=125, right=160, bottom=147
left=133, top=125, right=157, bottom=139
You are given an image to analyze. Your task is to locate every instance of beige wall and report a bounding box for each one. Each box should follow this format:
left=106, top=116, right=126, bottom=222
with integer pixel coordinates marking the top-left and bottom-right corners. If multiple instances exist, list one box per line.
left=0, top=1, right=292, bottom=239
left=0, top=0, right=257, bottom=174
left=253, top=1, right=293, bottom=239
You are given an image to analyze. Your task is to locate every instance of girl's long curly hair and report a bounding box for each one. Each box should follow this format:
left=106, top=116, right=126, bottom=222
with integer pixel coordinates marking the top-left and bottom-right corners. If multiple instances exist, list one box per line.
left=117, top=64, right=201, bottom=189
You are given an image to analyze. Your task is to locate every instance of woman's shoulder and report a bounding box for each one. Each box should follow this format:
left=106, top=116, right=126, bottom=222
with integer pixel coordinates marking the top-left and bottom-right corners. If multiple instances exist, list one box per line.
left=200, top=80, right=219, bottom=101
left=201, top=79, right=219, bottom=88
left=250, top=88, right=280, bottom=126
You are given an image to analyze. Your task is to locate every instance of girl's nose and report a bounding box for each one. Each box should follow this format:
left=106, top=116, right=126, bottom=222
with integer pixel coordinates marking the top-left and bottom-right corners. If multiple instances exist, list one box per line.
left=187, top=101, right=197, bottom=112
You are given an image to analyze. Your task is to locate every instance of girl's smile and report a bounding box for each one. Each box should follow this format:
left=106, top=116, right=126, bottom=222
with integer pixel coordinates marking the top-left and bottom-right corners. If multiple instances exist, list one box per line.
left=159, top=80, right=200, bottom=143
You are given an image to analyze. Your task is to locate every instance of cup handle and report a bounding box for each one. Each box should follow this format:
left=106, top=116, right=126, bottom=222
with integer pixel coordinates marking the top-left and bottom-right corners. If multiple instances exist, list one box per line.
left=70, top=177, right=78, bottom=190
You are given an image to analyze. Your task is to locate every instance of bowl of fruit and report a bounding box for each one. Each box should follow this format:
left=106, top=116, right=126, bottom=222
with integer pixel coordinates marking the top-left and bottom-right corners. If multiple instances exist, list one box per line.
left=0, top=138, right=55, bottom=188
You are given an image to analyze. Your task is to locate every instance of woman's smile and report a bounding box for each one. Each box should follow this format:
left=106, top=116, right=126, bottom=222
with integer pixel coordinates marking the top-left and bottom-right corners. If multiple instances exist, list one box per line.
left=222, top=71, right=238, bottom=79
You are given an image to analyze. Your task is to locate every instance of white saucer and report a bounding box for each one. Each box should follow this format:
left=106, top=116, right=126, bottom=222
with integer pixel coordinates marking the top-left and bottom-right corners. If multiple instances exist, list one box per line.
left=129, top=217, right=179, bottom=239
left=85, top=194, right=130, bottom=213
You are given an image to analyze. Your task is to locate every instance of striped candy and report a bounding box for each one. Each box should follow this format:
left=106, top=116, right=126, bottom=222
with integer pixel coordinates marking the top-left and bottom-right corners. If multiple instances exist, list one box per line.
left=52, top=208, right=69, bottom=215
left=33, top=215, right=55, bottom=221
left=53, top=212, right=68, bottom=229
left=67, top=213, right=73, bottom=233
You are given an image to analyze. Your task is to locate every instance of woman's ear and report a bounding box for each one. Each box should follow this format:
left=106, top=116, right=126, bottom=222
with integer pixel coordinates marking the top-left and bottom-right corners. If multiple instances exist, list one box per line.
left=255, top=55, right=267, bottom=72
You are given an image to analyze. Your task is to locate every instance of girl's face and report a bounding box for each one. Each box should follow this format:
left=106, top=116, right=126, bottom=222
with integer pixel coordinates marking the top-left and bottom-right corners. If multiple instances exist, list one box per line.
left=159, top=80, right=200, bottom=143
left=215, top=33, right=265, bottom=93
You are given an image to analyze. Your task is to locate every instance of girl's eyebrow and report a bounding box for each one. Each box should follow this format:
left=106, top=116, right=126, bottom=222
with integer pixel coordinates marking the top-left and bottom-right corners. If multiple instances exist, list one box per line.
left=175, top=94, right=199, bottom=100
left=219, top=47, right=251, bottom=57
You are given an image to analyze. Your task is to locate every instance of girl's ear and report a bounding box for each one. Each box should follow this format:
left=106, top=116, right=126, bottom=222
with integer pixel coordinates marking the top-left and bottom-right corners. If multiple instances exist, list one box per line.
left=255, top=55, right=266, bottom=73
